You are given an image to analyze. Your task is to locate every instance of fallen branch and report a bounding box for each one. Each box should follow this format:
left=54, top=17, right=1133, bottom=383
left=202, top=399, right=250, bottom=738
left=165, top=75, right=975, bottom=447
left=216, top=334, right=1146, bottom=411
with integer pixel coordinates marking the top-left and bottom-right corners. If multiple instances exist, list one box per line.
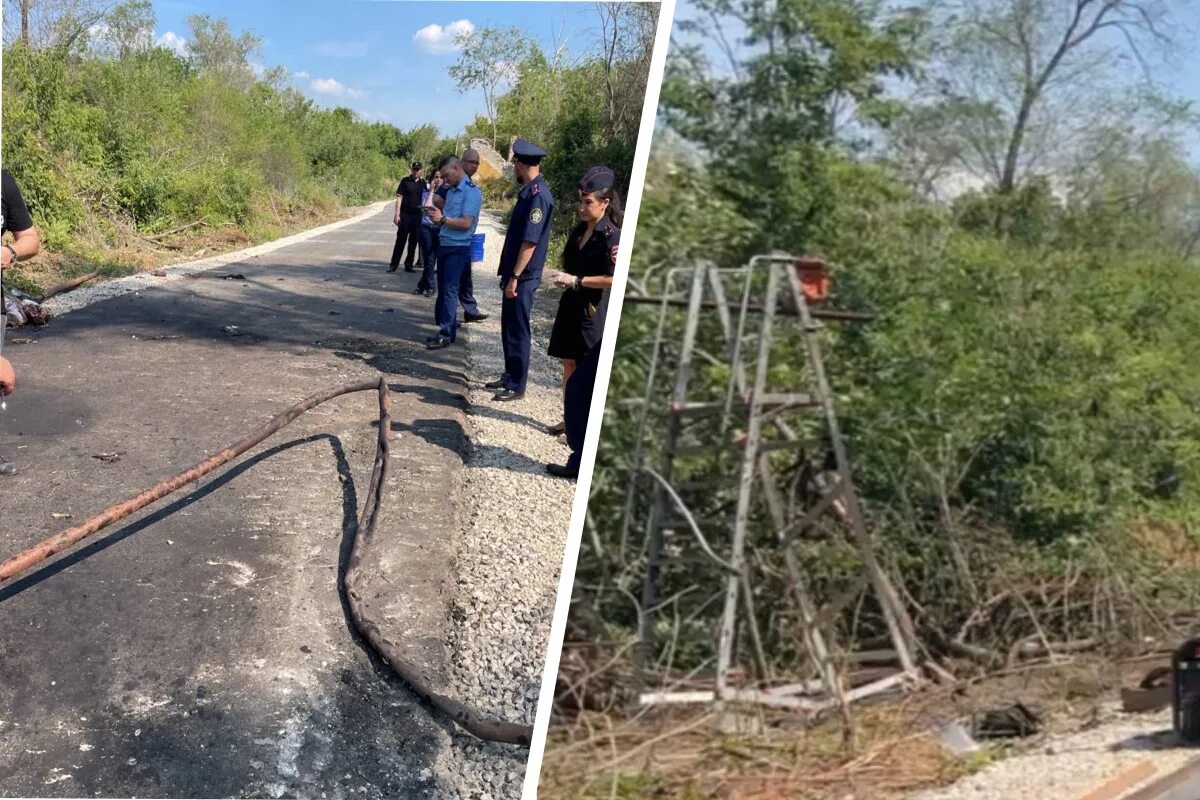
left=146, top=219, right=206, bottom=240
left=0, top=378, right=533, bottom=747
left=35, top=270, right=102, bottom=302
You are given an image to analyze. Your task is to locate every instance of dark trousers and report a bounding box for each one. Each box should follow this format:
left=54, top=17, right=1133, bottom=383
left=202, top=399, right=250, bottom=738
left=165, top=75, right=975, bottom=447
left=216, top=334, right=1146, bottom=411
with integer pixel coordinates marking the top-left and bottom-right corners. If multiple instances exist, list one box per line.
left=417, top=226, right=439, bottom=292
left=500, top=277, right=538, bottom=392
left=564, top=342, right=601, bottom=471
left=459, top=263, right=479, bottom=316
left=436, top=246, right=470, bottom=340
left=390, top=213, right=422, bottom=269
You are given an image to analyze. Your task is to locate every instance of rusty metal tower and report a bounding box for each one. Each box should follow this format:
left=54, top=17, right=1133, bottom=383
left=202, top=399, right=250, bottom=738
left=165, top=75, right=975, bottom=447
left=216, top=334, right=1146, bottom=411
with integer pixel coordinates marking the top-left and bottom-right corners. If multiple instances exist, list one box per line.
left=619, top=255, right=919, bottom=721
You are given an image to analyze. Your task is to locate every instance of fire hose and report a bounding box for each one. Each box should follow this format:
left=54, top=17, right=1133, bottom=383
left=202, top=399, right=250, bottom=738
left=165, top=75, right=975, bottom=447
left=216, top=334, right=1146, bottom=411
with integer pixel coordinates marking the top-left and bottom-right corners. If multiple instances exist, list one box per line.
left=0, top=377, right=534, bottom=747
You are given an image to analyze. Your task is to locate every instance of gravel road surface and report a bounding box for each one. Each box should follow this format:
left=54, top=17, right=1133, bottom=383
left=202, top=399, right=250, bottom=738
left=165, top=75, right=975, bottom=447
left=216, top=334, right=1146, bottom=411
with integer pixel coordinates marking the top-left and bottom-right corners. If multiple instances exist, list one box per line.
left=913, top=704, right=1196, bottom=800
left=432, top=210, right=577, bottom=800
left=0, top=203, right=578, bottom=799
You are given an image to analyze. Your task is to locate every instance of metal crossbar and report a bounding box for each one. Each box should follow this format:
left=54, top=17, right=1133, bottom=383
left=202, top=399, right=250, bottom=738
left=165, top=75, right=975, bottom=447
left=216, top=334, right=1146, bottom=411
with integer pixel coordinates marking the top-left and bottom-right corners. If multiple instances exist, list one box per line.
left=622, top=256, right=919, bottom=728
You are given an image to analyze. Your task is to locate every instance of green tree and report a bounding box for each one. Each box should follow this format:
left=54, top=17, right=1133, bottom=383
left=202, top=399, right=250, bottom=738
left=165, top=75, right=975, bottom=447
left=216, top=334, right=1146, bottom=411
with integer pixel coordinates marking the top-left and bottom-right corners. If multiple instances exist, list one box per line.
left=186, top=14, right=261, bottom=90
left=449, top=26, right=528, bottom=148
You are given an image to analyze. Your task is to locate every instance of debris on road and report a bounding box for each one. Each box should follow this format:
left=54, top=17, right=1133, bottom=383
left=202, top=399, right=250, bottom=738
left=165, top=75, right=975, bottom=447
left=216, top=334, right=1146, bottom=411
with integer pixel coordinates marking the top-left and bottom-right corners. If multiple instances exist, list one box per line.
left=4, top=288, right=53, bottom=327
left=974, top=702, right=1043, bottom=739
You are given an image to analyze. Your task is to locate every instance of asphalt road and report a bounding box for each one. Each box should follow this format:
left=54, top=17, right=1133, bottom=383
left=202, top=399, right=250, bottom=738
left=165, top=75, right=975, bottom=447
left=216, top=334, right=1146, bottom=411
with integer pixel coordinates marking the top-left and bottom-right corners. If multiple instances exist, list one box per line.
left=0, top=207, right=483, bottom=798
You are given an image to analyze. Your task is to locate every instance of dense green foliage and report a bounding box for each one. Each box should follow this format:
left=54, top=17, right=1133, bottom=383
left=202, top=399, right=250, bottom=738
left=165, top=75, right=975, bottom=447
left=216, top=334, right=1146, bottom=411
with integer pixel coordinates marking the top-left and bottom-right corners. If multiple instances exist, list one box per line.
left=576, top=0, right=1200, bottom=670
left=3, top=4, right=655, bottom=290
left=1, top=38, right=430, bottom=257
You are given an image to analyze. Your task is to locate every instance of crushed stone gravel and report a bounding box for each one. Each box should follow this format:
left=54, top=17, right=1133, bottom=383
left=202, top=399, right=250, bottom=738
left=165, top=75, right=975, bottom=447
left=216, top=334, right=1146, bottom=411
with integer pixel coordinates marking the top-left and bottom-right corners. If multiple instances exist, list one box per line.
left=912, top=704, right=1194, bottom=800
left=432, top=210, right=578, bottom=799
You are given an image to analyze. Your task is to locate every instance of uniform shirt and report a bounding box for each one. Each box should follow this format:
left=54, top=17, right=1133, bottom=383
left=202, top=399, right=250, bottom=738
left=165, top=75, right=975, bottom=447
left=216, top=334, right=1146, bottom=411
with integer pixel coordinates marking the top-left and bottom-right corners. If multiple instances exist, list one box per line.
left=2, top=170, right=34, bottom=235
left=395, top=175, right=428, bottom=214
left=564, top=216, right=621, bottom=346
left=439, top=176, right=483, bottom=248
left=498, top=174, right=554, bottom=282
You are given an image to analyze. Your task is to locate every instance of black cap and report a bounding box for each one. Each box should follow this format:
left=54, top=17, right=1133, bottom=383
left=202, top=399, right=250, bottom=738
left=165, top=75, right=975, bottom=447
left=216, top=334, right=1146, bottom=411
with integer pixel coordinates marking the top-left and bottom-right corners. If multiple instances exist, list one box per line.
left=580, top=166, right=615, bottom=193
left=411, top=160, right=422, bottom=170
left=511, top=138, right=547, bottom=166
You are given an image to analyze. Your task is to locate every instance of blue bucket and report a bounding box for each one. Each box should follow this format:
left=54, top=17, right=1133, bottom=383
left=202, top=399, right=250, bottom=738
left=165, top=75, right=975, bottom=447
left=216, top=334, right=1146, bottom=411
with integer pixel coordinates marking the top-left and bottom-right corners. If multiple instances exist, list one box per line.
left=470, top=233, right=485, bottom=262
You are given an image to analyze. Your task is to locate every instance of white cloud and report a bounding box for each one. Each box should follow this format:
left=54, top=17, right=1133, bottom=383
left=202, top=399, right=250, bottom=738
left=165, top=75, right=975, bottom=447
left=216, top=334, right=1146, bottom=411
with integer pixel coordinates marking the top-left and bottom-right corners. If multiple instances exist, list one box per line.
left=310, top=77, right=366, bottom=99
left=157, top=31, right=188, bottom=56
left=293, top=70, right=310, bottom=80
left=413, top=19, right=475, bottom=54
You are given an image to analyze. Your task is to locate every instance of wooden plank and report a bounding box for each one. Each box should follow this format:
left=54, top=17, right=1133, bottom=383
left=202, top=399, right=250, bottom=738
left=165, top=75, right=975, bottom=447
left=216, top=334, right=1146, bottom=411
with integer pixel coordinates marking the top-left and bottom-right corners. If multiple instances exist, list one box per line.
left=1074, top=760, right=1157, bottom=800
left=1121, top=686, right=1172, bottom=713
left=1121, top=757, right=1200, bottom=800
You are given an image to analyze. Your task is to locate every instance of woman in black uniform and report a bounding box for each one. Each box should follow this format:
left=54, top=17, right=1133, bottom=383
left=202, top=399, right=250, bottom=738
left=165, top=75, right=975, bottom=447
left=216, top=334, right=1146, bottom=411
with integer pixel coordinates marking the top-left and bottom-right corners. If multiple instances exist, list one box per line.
left=546, top=166, right=623, bottom=435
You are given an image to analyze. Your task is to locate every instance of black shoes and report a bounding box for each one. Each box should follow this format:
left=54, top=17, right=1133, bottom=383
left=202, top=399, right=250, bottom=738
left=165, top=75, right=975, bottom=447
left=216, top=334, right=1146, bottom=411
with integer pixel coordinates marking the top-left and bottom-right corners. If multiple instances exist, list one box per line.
left=492, top=388, right=525, bottom=402
left=463, top=312, right=489, bottom=323
left=423, top=289, right=435, bottom=297
left=547, top=420, right=566, bottom=436
left=404, top=265, right=417, bottom=273
left=387, top=265, right=399, bottom=272
left=484, top=378, right=508, bottom=389
left=412, top=287, right=426, bottom=295
left=425, top=335, right=452, bottom=349
left=546, top=463, right=578, bottom=479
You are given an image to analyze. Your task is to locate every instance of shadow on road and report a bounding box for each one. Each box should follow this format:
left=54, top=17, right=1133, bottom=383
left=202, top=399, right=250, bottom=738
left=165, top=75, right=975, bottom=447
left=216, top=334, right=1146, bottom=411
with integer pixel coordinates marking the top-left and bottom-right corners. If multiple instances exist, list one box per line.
left=0, top=433, right=347, bottom=605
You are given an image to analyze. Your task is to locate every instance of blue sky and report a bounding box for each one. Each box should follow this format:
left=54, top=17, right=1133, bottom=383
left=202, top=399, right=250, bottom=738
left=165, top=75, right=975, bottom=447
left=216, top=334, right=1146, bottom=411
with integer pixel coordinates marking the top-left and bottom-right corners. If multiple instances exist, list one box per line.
left=150, top=0, right=615, bottom=135
left=670, top=0, right=1200, bottom=163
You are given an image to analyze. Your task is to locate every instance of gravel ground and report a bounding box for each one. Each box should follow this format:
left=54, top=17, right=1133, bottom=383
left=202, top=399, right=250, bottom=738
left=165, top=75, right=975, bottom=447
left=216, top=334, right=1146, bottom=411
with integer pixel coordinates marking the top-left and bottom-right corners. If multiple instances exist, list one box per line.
left=432, top=210, right=577, bottom=800
left=912, top=704, right=1195, bottom=800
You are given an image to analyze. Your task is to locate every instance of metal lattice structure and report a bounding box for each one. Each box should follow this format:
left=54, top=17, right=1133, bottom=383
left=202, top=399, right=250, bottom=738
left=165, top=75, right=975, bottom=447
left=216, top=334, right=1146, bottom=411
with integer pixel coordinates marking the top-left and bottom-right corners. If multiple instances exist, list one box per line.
left=619, top=255, right=921, bottom=723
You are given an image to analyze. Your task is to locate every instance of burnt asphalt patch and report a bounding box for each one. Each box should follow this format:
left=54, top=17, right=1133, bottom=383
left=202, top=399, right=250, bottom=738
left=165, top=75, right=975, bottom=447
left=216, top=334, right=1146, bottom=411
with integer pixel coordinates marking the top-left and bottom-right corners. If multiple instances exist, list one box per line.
left=0, top=208, right=479, bottom=798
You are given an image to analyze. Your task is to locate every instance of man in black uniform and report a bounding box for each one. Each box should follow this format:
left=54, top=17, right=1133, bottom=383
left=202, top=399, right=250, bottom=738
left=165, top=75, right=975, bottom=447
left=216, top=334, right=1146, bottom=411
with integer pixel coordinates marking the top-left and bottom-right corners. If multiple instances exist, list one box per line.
left=486, top=139, right=554, bottom=402
left=1, top=168, right=43, bottom=476
left=388, top=161, right=427, bottom=273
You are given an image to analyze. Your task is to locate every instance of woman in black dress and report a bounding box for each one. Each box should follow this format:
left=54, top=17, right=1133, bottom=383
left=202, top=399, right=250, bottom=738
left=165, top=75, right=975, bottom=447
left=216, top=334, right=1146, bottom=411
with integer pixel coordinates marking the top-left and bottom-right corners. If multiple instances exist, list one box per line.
left=546, top=166, right=623, bottom=435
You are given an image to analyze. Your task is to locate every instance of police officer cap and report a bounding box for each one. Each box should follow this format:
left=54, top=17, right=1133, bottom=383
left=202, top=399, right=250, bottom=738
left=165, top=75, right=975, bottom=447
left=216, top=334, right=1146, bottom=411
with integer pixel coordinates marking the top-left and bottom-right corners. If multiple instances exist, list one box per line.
left=511, top=139, right=547, bottom=166
left=411, top=160, right=422, bottom=170
left=580, top=166, right=615, bottom=193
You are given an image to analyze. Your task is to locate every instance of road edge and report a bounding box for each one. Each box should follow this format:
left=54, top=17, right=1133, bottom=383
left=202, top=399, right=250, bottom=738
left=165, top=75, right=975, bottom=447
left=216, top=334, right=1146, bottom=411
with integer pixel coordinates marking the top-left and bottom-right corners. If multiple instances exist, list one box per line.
left=42, top=201, right=393, bottom=318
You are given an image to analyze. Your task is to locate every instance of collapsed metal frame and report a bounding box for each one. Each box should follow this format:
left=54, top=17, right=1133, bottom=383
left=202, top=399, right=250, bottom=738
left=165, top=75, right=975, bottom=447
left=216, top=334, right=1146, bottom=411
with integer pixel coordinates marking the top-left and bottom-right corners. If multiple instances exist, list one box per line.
left=620, top=256, right=920, bottom=720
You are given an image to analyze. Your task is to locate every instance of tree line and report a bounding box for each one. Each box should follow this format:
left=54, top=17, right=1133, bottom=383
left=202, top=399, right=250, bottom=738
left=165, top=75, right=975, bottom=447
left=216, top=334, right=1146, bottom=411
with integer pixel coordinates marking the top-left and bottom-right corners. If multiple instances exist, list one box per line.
left=1, top=0, right=656, bottom=293
left=574, top=0, right=1200, bottom=680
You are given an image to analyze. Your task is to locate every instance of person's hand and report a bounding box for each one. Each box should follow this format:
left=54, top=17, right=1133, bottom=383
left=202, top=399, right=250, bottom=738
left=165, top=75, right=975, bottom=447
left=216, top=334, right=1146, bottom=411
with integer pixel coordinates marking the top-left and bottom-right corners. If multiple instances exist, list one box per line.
left=505, top=278, right=519, bottom=299
left=1, top=245, right=11, bottom=269
left=552, top=271, right=575, bottom=290
left=0, top=357, right=15, bottom=397
left=427, top=207, right=444, bottom=224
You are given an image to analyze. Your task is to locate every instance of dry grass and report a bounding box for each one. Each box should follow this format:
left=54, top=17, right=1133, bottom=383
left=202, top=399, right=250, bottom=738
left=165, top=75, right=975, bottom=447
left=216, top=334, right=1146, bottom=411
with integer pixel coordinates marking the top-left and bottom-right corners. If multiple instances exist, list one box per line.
left=537, top=654, right=1170, bottom=800
left=539, top=693, right=971, bottom=800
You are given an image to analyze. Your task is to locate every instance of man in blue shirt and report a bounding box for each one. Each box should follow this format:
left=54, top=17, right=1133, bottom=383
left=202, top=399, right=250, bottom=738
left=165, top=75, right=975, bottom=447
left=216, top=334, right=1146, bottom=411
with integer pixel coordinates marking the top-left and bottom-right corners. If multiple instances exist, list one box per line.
left=486, top=139, right=554, bottom=401
left=424, top=151, right=488, bottom=323
left=425, top=156, right=483, bottom=349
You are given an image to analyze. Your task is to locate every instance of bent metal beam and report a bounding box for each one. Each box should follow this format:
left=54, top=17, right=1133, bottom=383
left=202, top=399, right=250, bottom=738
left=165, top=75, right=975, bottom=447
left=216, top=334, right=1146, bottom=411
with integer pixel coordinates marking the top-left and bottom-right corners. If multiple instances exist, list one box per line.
left=0, top=377, right=533, bottom=747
